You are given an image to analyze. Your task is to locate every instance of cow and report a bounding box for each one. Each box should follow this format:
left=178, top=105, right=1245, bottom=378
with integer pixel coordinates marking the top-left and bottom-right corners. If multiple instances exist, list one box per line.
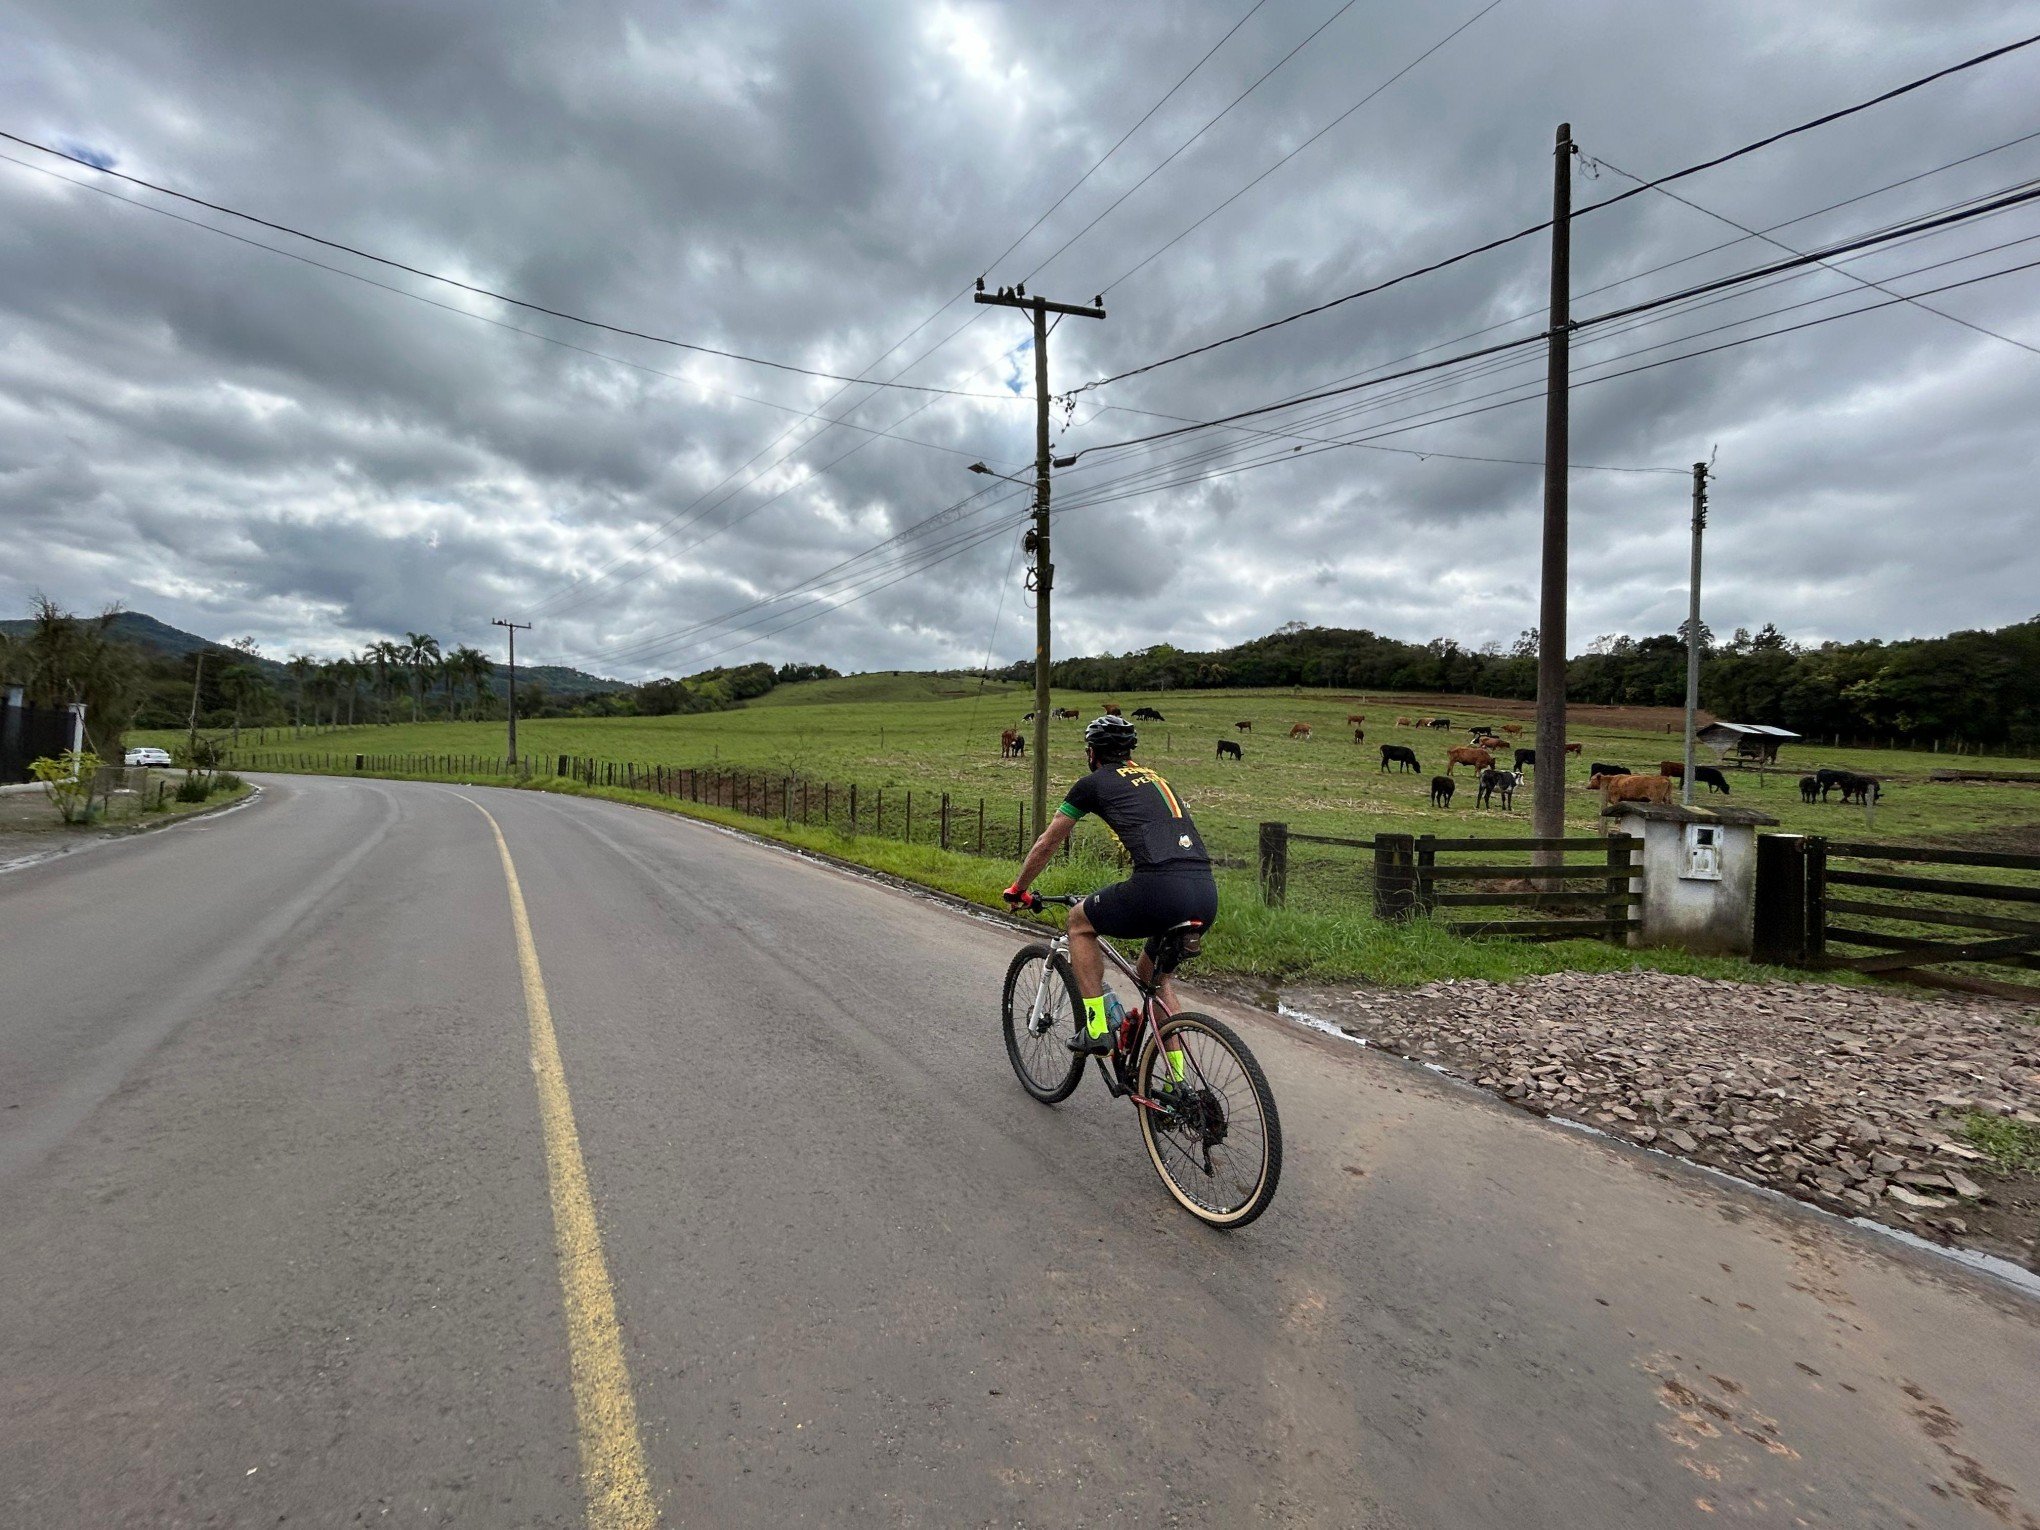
left=1102, top=703, right=1122, bottom=717
left=1513, top=748, right=1536, bottom=774
left=1589, top=761, right=1630, bottom=778
left=999, top=729, right=1025, bottom=759
left=1346, top=713, right=1366, bottom=725
left=1352, top=727, right=1365, bottom=743
left=1055, top=707, right=1082, bottom=720
left=1563, top=742, right=1582, bottom=756
left=1799, top=775, right=1820, bottom=804
left=1234, top=720, right=1252, bottom=733
left=1840, top=773, right=1883, bottom=805
left=1588, top=772, right=1675, bottom=805
left=1475, top=734, right=1505, bottom=750
left=1445, top=744, right=1494, bottom=775
left=1022, top=711, right=1036, bottom=722
left=1477, top=767, right=1520, bottom=810
left=1466, top=725, right=1495, bottom=739
left=1430, top=775, right=1456, bottom=808
left=1132, top=706, right=1164, bottom=721
left=1290, top=723, right=1313, bottom=740
left=1380, top=744, right=1420, bottom=773
left=1217, top=739, right=1243, bottom=762
left=1658, top=760, right=1685, bottom=780
left=1428, top=717, right=1453, bottom=730
left=1501, top=724, right=1524, bottom=736
left=1395, top=716, right=1413, bottom=727
left=1695, top=765, right=1730, bottom=795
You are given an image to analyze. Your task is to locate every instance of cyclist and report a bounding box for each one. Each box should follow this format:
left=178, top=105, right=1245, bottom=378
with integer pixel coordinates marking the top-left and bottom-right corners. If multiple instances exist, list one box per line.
left=1005, top=714, right=1217, bottom=1053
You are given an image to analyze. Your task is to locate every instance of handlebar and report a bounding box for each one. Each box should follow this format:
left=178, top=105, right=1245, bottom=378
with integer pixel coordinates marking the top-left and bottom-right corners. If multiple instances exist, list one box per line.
left=1004, top=889, right=1083, bottom=912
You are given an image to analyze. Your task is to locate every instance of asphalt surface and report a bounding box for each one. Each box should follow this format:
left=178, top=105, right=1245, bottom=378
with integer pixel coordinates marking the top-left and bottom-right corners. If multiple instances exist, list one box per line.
left=2, top=773, right=2036, bottom=1529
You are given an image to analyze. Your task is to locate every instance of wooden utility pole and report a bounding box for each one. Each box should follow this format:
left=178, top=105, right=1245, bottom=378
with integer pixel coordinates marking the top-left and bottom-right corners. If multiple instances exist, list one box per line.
left=1532, top=123, right=1575, bottom=853
left=186, top=648, right=207, bottom=762
left=973, top=283, right=1105, bottom=834
left=492, top=618, right=531, bottom=765
left=1681, top=460, right=1709, bottom=806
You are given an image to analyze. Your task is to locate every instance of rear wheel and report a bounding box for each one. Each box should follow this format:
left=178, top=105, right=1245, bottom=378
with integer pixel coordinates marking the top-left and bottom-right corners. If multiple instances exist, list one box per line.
left=1001, top=944, right=1085, bottom=1104
left=1135, top=1013, right=1282, bottom=1228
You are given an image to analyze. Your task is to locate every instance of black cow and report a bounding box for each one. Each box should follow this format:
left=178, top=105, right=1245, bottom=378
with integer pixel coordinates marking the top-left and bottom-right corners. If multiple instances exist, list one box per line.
left=1477, top=767, right=1519, bottom=810
left=1216, top=739, right=1242, bottom=762
left=1694, top=765, right=1730, bottom=794
left=1590, top=761, right=1630, bottom=778
left=1022, top=712, right=1036, bottom=722
left=1840, top=774, right=1882, bottom=805
left=1133, top=706, right=1165, bottom=721
left=1513, top=747, right=1536, bottom=774
left=1380, top=744, right=1421, bottom=773
left=1429, top=775, right=1455, bottom=808
left=1799, top=775, right=1819, bottom=804
left=1428, top=717, right=1453, bottom=730
left=1467, top=725, right=1496, bottom=740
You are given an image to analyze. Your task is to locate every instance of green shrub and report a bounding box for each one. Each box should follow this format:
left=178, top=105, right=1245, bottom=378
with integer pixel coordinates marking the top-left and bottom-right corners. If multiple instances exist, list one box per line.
left=175, top=772, right=213, bottom=803
left=214, top=771, right=244, bottom=792
left=30, top=750, right=101, bottom=824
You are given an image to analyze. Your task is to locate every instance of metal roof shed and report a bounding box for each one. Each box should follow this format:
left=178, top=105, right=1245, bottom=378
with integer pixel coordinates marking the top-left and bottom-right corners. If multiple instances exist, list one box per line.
left=1696, top=722, right=1800, bottom=761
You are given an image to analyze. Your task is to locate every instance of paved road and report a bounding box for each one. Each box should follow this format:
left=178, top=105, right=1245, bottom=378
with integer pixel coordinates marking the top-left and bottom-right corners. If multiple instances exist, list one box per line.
left=3, top=775, right=2035, bottom=1529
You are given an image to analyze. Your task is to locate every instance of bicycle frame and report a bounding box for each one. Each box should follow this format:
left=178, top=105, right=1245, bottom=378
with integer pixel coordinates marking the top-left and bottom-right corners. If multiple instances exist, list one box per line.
left=1031, top=927, right=1196, bottom=1111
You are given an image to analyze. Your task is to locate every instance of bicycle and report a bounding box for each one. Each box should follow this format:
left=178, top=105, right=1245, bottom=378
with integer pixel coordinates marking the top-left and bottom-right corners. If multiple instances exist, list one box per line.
left=1001, top=893, right=1283, bottom=1228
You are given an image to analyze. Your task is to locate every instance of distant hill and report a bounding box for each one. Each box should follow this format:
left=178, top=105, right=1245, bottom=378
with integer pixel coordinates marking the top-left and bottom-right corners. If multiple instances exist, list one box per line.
left=0, top=611, right=626, bottom=698
left=745, top=671, right=1029, bottom=708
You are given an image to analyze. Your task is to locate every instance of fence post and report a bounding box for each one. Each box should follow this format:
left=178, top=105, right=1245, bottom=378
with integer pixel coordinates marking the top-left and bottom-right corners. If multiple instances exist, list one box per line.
left=977, top=798, right=985, bottom=854
left=1753, top=833, right=1825, bottom=965
left=905, top=791, right=913, bottom=843
left=1258, top=821, right=1289, bottom=907
left=1415, top=834, right=1438, bottom=916
left=940, top=792, right=950, bottom=851
left=783, top=776, right=792, bottom=823
left=848, top=782, right=857, bottom=829
left=1374, top=834, right=1414, bottom=919
left=1806, top=835, right=1827, bottom=964
left=876, top=788, right=883, bottom=834
left=1604, top=833, right=1636, bottom=945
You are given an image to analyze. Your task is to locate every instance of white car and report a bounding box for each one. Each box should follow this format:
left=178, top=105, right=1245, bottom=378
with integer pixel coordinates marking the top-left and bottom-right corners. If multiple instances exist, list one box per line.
left=124, top=746, right=174, bottom=767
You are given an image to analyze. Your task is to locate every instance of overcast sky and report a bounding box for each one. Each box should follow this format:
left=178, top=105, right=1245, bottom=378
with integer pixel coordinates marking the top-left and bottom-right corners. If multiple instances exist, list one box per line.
left=3, top=0, right=2037, bottom=681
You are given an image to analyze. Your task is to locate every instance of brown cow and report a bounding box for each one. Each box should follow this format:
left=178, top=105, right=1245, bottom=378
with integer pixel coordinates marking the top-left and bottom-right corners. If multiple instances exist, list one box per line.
left=1103, top=703, right=1122, bottom=716
left=1501, top=723, right=1524, bottom=736
left=1289, top=723, right=1313, bottom=740
left=1563, top=742, right=1582, bottom=756
left=1234, top=720, right=1252, bottom=733
left=1445, top=745, right=1494, bottom=775
left=1395, top=716, right=1413, bottom=727
left=1588, top=772, right=1675, bottom=805
left=1475, top=734, right=1505, bottom=749
left=1054, top=707, right=1081, bottom=719
left=1345, top=713, right=1365, bottom=725
left=1657, top=760, right=1684, bottom=779
left=999, top=729, right=1025, bottom=759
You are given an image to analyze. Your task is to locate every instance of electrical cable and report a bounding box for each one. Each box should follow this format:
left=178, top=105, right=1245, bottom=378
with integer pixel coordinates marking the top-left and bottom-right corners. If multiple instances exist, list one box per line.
left=1070, top=29, right=2040, bottom=393
left=0, top=127, right=1022, bottom=400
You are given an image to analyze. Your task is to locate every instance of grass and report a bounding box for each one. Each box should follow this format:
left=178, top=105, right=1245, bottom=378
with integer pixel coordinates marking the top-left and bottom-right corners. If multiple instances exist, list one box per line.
left=138, top=682, right=2040, bottom=862
left=1961, top=1111, right=2040, bottom=1174
left=151, top=680, right=2040, bottom=989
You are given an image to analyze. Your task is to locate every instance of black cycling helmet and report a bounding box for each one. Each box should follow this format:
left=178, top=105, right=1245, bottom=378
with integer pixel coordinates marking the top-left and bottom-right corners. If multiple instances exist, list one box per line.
left=1083, top=714, right=1138, bottom=756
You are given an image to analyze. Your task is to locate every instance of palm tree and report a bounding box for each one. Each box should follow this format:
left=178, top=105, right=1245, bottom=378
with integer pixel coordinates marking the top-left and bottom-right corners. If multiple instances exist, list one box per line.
left=218, top=664, right=264, bottom=747
left=404, top=632, right=438, bottom=723
left=462, top=647, right=495, bottom=720
left=287, top=654, right=314, bottom=737
left=365, top=642, right=395, bottom=723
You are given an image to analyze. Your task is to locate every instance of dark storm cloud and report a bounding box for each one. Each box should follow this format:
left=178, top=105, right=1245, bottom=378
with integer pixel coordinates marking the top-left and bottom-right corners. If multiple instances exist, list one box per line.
left=1, top=0, right=2036, bottom=682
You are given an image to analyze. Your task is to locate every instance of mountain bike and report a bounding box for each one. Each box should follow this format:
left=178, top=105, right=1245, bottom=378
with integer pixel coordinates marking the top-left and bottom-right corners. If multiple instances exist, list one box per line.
left=1001, top=893, right=1282, bottom=1228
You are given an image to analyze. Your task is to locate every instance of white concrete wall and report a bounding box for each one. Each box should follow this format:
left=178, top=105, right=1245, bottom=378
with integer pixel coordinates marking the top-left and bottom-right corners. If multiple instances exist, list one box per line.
left=1616, top=813, right=1762, bottom=956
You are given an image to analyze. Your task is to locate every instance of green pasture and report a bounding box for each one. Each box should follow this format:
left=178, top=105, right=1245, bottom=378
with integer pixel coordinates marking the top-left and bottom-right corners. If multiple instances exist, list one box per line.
left=145, top=677, right=2040, bottom=862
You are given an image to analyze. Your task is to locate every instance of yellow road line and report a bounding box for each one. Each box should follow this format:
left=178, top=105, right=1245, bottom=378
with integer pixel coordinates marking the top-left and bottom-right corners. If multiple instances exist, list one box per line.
left=461, top=795, right=659, bottom=1530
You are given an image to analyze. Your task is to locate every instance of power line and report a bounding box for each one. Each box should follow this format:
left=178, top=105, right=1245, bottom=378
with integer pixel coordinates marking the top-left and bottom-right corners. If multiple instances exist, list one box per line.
left=1098, top=0, right=1508, bottom=294
left=0, top=128, right=1024, bottom=401
left=1587, top=150, right=2040, bottom=357
left=1071, top=28, right=2040, bottom=393
left=0, top=151, right=1006, bottom=464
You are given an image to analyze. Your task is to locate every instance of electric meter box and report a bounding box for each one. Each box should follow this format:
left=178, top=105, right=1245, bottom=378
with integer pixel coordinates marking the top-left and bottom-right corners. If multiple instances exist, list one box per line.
left=1682, top=822, right=1723, bottom=881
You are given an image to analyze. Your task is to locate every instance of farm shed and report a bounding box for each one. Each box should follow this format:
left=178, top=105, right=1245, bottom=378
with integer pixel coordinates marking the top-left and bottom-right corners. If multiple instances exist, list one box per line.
left=1696, top=722, right=1799, bottom=763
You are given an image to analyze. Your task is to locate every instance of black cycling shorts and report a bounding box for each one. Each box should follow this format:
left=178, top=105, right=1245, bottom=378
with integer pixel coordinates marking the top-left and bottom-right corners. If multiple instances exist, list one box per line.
left=1082, top=872, right=1219, bottom=969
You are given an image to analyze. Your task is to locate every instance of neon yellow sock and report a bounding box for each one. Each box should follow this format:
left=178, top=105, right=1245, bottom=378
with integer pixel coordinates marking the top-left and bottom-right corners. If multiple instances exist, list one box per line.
left=1082, top=995, right=1110, bottom=1038
left=1166, top=1049, right=1188, bottom=1081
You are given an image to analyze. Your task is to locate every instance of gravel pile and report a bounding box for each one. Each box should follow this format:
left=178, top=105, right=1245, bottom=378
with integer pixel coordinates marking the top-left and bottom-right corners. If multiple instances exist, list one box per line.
left=1284, top=969, right=2040, bottom=1263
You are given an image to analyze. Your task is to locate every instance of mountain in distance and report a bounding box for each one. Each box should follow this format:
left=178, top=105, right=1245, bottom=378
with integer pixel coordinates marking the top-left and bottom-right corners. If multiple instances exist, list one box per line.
left=0, top=611, right=628, bottom=699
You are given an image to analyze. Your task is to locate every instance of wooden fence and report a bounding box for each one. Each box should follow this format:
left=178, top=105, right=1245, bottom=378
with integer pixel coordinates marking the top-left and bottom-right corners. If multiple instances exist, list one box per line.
left=1753, top=834, right=2040, bottom=999
left=1257, top=823, right=1638, bottom=943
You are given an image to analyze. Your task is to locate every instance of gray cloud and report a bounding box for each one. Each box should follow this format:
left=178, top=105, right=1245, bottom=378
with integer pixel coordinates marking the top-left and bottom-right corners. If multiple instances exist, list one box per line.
left=1, top=0, right=2036, bottom=683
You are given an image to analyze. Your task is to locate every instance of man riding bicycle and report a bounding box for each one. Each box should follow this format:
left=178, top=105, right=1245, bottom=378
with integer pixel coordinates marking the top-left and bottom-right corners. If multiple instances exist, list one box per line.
left=1005, top=715, right=1218, bottom=1054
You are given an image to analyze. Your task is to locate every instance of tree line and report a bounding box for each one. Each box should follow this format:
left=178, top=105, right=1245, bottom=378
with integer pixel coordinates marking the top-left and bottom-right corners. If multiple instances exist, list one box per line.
left=1010, top=616, right=2040, bottom=746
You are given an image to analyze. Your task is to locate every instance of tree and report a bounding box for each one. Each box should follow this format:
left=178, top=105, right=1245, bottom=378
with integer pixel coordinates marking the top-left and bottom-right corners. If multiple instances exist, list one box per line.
left=287, top=654, right=314, bottom=736
left=10, top=597, right=146, bottom=757
left=218, top=663, right=265, bottom=747
left=405, top=632, right=438, bottom=722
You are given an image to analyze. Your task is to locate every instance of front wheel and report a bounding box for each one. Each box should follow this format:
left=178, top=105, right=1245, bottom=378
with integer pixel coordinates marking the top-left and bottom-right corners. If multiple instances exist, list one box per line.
left=1135, top=1013, right=1283, bottom=1228
left=1002, top=944, right=1085, bottom=1104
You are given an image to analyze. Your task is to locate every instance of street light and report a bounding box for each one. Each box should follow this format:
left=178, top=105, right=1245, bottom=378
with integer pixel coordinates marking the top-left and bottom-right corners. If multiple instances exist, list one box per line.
left=967, top=461, right=1032, bottom=487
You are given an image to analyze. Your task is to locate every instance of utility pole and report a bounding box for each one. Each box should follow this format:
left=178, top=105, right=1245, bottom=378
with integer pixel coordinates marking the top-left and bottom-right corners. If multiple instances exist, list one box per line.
left=973, top=281, right=1105, bottom=836
left=186, top=648, right=206, bottom=762
left=492, top=619, right=531, bottom=765
left=1532, top=123, right=1575, bottom=856
left=1681, top=460, right=1709, bottom=806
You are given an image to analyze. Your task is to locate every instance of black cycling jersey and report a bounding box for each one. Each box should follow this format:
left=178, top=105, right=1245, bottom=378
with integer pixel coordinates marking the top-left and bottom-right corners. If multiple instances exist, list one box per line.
left=1058, top=758, right=1211, bottom=874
